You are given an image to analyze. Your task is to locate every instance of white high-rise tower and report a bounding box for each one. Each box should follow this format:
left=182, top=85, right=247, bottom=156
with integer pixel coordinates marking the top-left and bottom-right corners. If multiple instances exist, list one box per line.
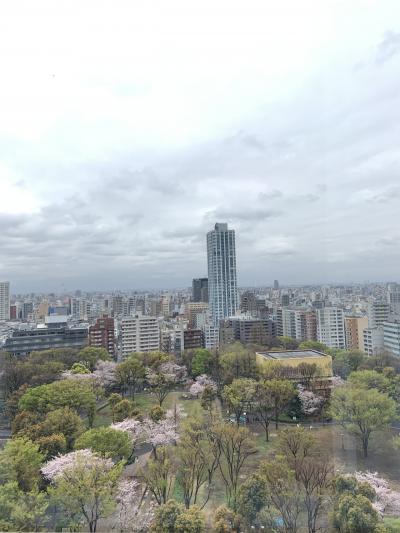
left=207, top=223, right=238, bottom=325
left=0, top=282, right=10, bottom=321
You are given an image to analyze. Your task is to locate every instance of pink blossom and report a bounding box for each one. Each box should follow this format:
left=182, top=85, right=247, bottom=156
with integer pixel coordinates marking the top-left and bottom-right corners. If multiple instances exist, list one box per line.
left=111, top=419, right=144, bottom=445
left=354, top=471, right=400, bottom=516
left=189, top=375, right=217, bottom=397
left=41, top=449, right=114, bottom=481
left=93, top=360, right=117, bottom=388
left=297, top=384, right=324, bottom=415
left=113, top=478, right=155, bottom=532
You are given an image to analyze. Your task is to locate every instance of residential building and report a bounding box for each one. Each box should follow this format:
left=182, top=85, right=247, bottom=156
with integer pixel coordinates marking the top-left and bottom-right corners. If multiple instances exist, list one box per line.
left=89, top=316, right=115, bottom=356
left=220, top=316, right=276, bottom=345
left=0, top=282, right=10, bottom=321
left=202, top=324, right=219, bottom=350
left=363, top=327, right=384, bottom=356
left=316, top=307, right=346, bottom=349
left=383, top=319, right=400, bottom=357
left=192, top=278, right=208, bottom=302
left=345, top=316, right=369, bottom=351
left=207, top=223, right=238, bottom=325
left=183, top=329, right=203, bottom=350
left=121, top=315, right=160, bottom=357
left=367, top=301, right=390, bottom=328
left=185, top=302, right=209, bottom=328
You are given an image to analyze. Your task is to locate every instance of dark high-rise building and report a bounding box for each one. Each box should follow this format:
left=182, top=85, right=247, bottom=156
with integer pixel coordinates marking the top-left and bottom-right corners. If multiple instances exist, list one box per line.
left=192, top=278, right=208, bottom=302
left=89, top=316, right=115, bottom=356
left=281, top=293, right=290, bottom=307
left=274, top=280, right=279, bottom=290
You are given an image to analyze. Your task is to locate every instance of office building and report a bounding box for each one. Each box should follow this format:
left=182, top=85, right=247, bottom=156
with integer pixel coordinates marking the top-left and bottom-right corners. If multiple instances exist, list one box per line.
left=316, top=307, right=346, bottom=349
left=89, top=316, right=115, bottom=356
left=0, top=282, right=10, bottom=321
left=121, top=315, right=160, bottom=357
left=207, top=223, right=238, bottom=325
left=3, top=316, right=88, bottom=355
left=274, top=280, right=279, bottom=290
left=192, top=278, right=208, bottom=302
left=383, top=319, right=400, bottom=357
left=22, top=302, right=34, bottom=320
left=345, top=316, right=369, bottom=351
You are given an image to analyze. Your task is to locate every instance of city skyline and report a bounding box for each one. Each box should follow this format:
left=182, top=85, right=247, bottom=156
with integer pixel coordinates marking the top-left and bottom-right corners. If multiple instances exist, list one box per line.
left=1, top=2, right=400, bottom=292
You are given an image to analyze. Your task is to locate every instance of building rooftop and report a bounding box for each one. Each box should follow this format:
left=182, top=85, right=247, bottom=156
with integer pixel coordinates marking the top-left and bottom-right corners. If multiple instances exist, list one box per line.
left=256, top=349, right=329, bottom=360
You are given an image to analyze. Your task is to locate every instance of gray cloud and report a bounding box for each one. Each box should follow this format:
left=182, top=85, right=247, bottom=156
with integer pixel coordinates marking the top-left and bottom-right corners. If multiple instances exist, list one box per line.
left=376, top=31, right=400, bottom=65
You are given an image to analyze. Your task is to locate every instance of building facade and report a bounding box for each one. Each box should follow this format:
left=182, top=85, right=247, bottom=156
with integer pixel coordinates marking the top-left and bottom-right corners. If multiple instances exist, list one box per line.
left=383, top=319, right=400, bottom=357
left=120, top=315, right=160, bottom=357
left=89, top=316, right=115, bottom=356
left=207, top=223, right=238, bottom=325
left=0, top=282, right=10, bottom=321
left=316, top=307, right=346, bottom=349
left=345, top=316, right=368, bottom=351
left=192, top=278, right=208, bottom=302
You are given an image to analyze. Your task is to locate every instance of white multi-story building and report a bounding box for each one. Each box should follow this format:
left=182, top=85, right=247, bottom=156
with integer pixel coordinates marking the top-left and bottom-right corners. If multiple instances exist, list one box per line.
left=316, top=307, right=346, bottom=349
left=363, top=327, right=384, bottom=356
left=207, top=223, right=238, bottom=325
left=367, top=301, right=390, bottom=328
left=0, top=282, right=10, bottom=321
left=383, top=319, right=400, bottom=357
left=202, top=323, right=219, bottom=350
left=121, top=315, right=160, bottom=357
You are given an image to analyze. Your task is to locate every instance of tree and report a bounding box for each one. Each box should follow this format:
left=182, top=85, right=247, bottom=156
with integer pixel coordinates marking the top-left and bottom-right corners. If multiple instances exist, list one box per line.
left=0, top=437, right=44, bottom=492
left=348, top=370, right=391, bottom=394
left=37, top=433, right=67, bottom=459
left=42, top=406, right=85, bottom=450
left=212, top=505, right=243, bottom=533
left=219, top=343, right=257, bottom=383
left=151, top=500, right=205, bottom=533
left=267, top=378, right=296, bottom=429
left=298, top=458, right=333, bottom=533
left=277, top=426, right=316, bottom=479
left=147, top=362, right=187, bottom=406
left=212, top=423, right=256, bottom=510
left=176, top=416, right=217, bottom=509
left=191, top=349, right=212, bottom=377
left=237, top=473, right=268, bottom=526
left=112, top=398, right=140, bottom=422
left=19, top=380, right=97, bottom=427
left=114, top=479, right=155, bottom=532
left=298, top=340, right=329, bottom=352
left=78, top=346, right=110, bottom=371
left=74, top=426, right=132, bottom=460
left=71, top=362, right=91, bottom=374
left=253, top=381, right=276, bottom=442
left=260, top=458, right=302, bottom=533
left=149, top=405, right=166, bottom=422
left=175, top=506, right=205, bottom=532
left=330, top=385, right=397, bottom=457
left=140, top=446, right=175, bottom=505
left=222, top=378, right=256, bottom=425
left=43, top=450, right=123, bottom=533
left=297, top=385, right=324, bottom=417
left=297, top=362, right=318, bottom=389
left=0, top=481, right=49, bottom=532
left=116, top=357, right=146, bottom=399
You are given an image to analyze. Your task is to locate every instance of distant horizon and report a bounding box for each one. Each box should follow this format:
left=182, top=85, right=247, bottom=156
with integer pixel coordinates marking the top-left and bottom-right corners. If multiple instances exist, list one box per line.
left=6, top=279, right=399, bottom=297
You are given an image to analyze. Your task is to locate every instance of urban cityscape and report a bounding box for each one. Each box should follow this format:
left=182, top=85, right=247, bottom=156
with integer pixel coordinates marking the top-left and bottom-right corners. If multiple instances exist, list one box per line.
left=1, top=1, right=400, bottom=532
left=1, top=222, right=400, bottom=360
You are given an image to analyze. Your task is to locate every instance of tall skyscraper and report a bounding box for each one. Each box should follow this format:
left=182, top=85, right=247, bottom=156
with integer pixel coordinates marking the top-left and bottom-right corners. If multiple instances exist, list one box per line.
left=0, top=281, right=10, bottom=321
left=207, top=223, right=238, bottom=325
left=192, top=278, right=208, bottom=302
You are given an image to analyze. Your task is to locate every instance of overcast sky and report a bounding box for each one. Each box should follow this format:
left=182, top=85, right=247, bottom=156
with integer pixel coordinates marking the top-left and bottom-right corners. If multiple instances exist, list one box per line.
left=1, top=1, right=400, bottom=292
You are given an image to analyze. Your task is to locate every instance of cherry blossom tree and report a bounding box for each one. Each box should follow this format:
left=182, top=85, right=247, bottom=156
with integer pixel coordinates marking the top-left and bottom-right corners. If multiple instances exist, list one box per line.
left=111, top=419, right=143, bottom=446
left=354, top=471, right=400, bottom=516
left=189, top=375, right=217, bottom=398
left=297, top=384, right=324, bottom=416
left=41, top=449, right=114, bottom=481
left=93, top=360, right=117, bottom=389
left=146, top=362, right=188, bottom=406
left=113, top=478, right=155, bottom=532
